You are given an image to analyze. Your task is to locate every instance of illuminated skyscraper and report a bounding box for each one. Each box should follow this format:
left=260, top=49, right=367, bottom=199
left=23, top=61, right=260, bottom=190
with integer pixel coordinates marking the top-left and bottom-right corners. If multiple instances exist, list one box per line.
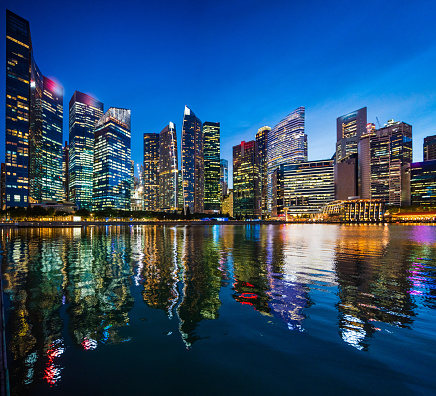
left=93, top=108, right=132, bottom=211
left=29, top=74, right=64, bottom=202
left=336, top=107, right=367, bottom=162
left=62, top=142, right=69, bottom=201
left=143, top=133, right=160, bottom=211
left=256, top=126, right=270, bottom=218
left=204, top=121, right=220, bottom=213
left=5, top=10, right=31, bottom=208
left=233, top=140, right=259, bottom=218
left=69, top=91, right=104, bottom=209
left=267, top=107, right=306, bottom=212
left=411, top=160, right=436, bottom=206
left=181, top=106, right=203, bottom=213
left=359, top=120, right=412, bottom=206
left=424, top=135, right=436, bottom=161
left=220, top=159, right=228, bottom=197
left=159, top=122, right=178, bottom=211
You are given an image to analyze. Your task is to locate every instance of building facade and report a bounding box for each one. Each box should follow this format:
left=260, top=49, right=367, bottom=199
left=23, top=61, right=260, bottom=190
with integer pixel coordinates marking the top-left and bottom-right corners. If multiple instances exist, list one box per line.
left=233, top=140, right=259, bottom=218
left=203, top=121, right=221, bottom=213
left=220, top=159, right=228, bottom=197
left=69, top=91, right=104, bottom=209
left=181, top=106, right=203, bottom=213
left=273, top=160, right=335, bottom=217
left=256, top=126, right=270, bottom=218
left=93, top=108, right=132, bottom=211
left=336, top=107, right=367, bottom=162
left=222, top=189, right=233, bottom=217
left=359, top=120, right=412, bottom=206
left=411, top=160, right=436, bottom=206
left=424, top=135, right=436, bottom=161
left=62, top=142, right=69, bottom=201
left=159, top=122, right=178, bottom=211
left=267, top=107, right=307, bottom=212
left=143, top=132, right=160, bottom=211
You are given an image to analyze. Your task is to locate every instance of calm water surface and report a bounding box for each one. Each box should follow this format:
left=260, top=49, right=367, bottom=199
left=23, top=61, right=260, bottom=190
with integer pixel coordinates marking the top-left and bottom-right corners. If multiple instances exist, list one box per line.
left=1, top=224, right=436, bottom=395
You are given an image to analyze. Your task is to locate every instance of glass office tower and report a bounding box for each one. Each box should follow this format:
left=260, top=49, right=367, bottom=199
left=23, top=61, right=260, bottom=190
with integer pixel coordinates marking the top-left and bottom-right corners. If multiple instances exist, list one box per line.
left=267, top=107, right=307, bottom=213
left=204, top=121, right=220, bottom=213
left=181, top=106, right=203, bottom=213
left=233, top=140, right=259, bottom=218
left=69, top=91, right=104, bottom=209
left=220, top=159, right=228, bottom=197
left=424, top=135, right=436, bottom=161
left=256, top=126, right=270, bottom=217
left=159, top=122, right=178, bottom=211
left=411, top=160, right=436, bottom=206
left=93, top=108, right=132, bottom=211
left=5, top=10, right=32, bottom=207
left=29, top=74, right=64, bottom=202
left=336, top=107, right=367, bottom=162
left=143, top=132, right=160, bottom=211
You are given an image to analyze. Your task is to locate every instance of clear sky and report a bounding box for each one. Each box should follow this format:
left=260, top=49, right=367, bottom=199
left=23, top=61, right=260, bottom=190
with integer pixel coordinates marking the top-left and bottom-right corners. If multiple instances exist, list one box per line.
left=2, top=0, right=436, bottom=187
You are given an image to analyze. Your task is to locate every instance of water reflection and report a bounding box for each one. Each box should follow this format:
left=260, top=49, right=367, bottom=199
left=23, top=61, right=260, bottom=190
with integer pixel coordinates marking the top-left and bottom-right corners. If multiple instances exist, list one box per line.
left=1, top=224, right=435, bottom=393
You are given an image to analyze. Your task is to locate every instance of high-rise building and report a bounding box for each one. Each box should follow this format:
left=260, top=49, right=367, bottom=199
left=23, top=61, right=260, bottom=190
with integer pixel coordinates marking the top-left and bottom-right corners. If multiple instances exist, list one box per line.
left=336, top=107, right=367, bottom=162
left=93, top=108, right=132, bottom=211
left=0, top=163, right=5, bottom=210
left=203, top=121, right=221, bottom=213
left=267, top=107, right=307, bottom=212
left=233, top=140, right=259, bottom=218
left=181, top=106, right=203, bottom=214
left=62, top=142, right=69, bottom=201
left=220, top=159, right=228, bottom=197
left=424, top=135, right=436, bottom=161
left=159, top=122, right=178, bottom=211
left=222, top=189, right=233, bottom=217
left=29, top=74, right=64, bottom=202
left=358, top=120, right=412, bottom=206
left=143, top=133, right=160, bottom=211
left=411, top=160, right=436, bottom=206
left=272, top=160, right=335, bottom=217
left=69, top=91, right=104, bottom=209
left=256, top=126, right=270, bottom=218
left=5, top=10, right=32, bottom=208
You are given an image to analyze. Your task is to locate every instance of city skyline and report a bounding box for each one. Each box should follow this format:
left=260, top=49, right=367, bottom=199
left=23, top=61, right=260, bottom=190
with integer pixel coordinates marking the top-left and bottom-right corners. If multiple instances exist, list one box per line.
left=1, top=1, right=436, bottom=188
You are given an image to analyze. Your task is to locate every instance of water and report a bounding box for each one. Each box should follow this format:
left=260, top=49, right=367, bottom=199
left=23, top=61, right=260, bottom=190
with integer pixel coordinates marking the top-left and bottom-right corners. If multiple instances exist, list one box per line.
left=1, top=224, right=435, bottom=395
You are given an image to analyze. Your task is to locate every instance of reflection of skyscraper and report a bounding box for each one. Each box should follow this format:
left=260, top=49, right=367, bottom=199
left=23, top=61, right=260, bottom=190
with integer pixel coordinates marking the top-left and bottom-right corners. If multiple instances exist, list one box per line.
left=204, top=122, right=221, bottom=213
left=159, top=123, right=178, bottom=211
left=69, top=91, right=104, bottom=209
left=182, top=106, right=203, bottom=213
left=93, top=108, right=132, bottom=210
left=143, top=133, right=159, bottom=211
left=267, top=107, right=307, bottom=213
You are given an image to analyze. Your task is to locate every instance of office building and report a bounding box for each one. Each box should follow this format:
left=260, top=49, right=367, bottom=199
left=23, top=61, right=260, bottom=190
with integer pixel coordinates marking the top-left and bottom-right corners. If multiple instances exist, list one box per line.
left=29, top=70, right=64, bottom=202
left=159, top=122, right=178, bottom=211
left=256, top=126, right=270, bottom=217
left=267, top=107, right=307, bottom=212
left=5, top=11, right=32, bottom=208
left=220, top=159, right=228, bottom=197
left=411, top=160, right=436, bottom=206
left=233, top=140, right=259, bottom=218
left=222, top=189, right=233, bottom=217
left=0, top=163, right=5, bottom=210
left=69, top=91, right=104, bottom=209
left=203, top=121, right=221, bottom=213
left=272, top=160, right=335, bottom=217
left=143, top=133, right=160, bottom=211
left=93, top=108, right=132, bottom=211
left=181, top=106, right=203, bottom=213
left=336, top=107, right=367, bottom=162
left=62, top=142, right=69, bottom=201
left=424, top=135, right=436, bottom=161
left=359, top=120, right=412, bottom=206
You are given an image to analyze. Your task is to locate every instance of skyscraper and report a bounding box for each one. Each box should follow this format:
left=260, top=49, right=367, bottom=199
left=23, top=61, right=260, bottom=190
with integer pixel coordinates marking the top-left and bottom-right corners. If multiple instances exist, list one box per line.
left=159, top=122, right=178, bottom=211
left=203, top=121, right=221, bottom=213
left=5, top=10, right=32, bottom=208
left=29, top=74, right=64, bottom=202
left=233, top=140, right=259, bottom=218
left=220, top=159, right=228, bottom=197
left=424, top=135, right=436, bottom=161
left=93, top=108, right=132, bottom=211
left=267, top=107, right=306, bottom=212
left=359, top=120, right=412, bottom=206
left=62, top=142, right=69, bottom=201
left=256, top=126, right=270, bottom=218
left=69, top=91, right=104, bottom=209
left=143, top=133, right=160, bottom=211
left=181, top=106, right=203, bottom=214
left=336, top=107, right=367, bottom=162
left=411, top=160, right=436, bottom=206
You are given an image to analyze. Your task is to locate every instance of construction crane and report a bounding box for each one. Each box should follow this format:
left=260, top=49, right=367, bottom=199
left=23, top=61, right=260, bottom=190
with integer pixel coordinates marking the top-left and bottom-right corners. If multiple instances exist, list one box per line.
left=376, top=117, right=382, bottom=129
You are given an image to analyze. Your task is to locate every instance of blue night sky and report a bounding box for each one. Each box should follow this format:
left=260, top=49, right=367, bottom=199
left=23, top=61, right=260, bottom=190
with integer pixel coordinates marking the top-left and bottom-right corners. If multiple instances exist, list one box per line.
left=2, top=0, right=436, bottom=186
